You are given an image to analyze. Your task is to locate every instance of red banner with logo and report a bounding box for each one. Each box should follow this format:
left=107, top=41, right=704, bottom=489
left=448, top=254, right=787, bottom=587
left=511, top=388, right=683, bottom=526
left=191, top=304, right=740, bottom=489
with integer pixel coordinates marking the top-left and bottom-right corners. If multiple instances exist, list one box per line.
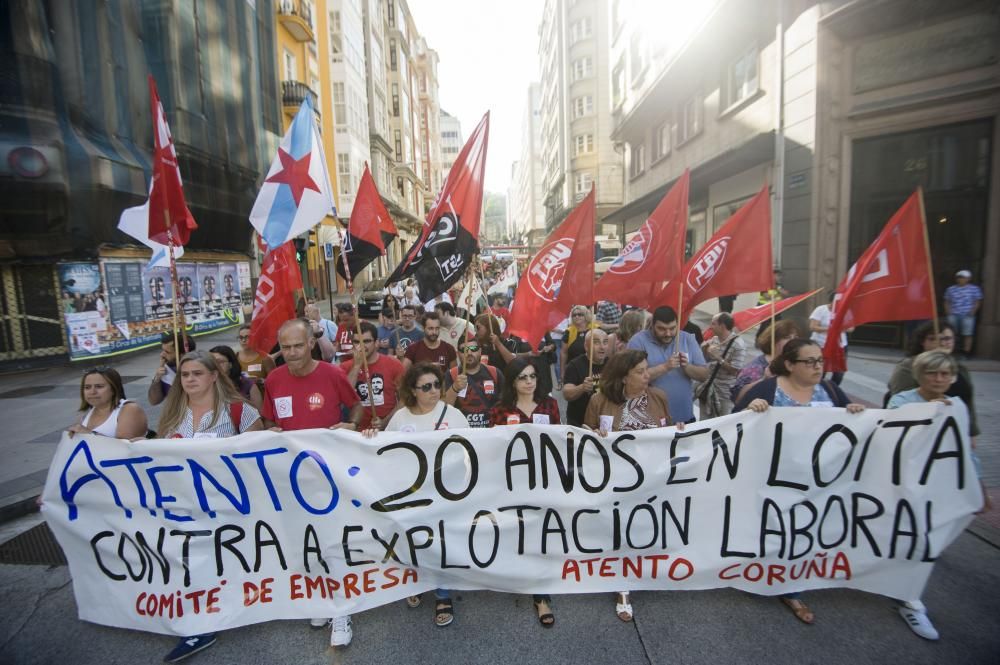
left=146, top=75, right=197, bottom=246
left=507, top=189, right=595, bottom=346
left=594, top=171, right=688, bottom=309
left=703, top=290, right=821, bottom=340
left=823, top=190, right=934, bottom=372
left=657, top=185, right=773, bottom=322
left=248, top=242, right=303, bottom=355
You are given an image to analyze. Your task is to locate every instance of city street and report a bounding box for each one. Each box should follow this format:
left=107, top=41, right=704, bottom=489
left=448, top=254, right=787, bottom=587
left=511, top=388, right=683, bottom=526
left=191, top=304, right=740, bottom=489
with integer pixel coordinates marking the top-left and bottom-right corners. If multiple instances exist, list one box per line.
left=0, top=305, right=998, bottom=664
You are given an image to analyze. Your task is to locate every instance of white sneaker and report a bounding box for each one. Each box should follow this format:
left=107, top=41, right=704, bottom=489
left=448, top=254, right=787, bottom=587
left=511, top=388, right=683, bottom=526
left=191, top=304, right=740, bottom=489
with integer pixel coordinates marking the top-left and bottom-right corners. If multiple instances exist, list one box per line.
left=330, top=615, right=353, bottom=646
left=309, top=617, right=330, bottom=628
left=898, top=605, right=939, bottom=640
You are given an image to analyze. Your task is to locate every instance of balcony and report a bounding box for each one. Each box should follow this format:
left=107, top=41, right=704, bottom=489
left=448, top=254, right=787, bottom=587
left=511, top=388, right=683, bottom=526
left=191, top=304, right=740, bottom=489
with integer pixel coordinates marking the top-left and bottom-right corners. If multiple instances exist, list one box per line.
left=277, top=0, right=315, bottom=42
left=282, top=80, right=320, bottom=120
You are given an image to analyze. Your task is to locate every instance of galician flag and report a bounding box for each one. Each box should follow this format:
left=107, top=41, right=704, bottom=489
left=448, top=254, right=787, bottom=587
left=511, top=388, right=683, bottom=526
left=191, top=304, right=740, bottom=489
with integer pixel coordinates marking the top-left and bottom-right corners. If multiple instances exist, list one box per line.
left=250, top=96, right=335, bottom=249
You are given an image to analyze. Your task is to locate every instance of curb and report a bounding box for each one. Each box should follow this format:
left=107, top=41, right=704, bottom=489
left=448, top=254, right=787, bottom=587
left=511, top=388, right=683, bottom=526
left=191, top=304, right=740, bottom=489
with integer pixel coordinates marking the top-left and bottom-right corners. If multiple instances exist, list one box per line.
left=0, top=489, right=41, bottom=525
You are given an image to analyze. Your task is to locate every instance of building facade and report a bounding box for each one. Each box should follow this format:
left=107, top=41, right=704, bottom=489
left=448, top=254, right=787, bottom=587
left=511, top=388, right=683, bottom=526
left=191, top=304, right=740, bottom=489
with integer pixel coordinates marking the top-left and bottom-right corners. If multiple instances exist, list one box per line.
left=510, top=83, right=548, bottom=250
left=439, top=109, right=464, bottom=179
left=605, top=0, right=1000, bottom=357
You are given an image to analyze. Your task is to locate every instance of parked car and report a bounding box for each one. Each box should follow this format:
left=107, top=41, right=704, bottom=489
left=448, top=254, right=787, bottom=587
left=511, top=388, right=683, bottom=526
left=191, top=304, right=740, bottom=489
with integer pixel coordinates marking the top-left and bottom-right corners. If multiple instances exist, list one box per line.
left=357, top=278, right=387, bottom=319
left=594, top=256, right=617, bottom=276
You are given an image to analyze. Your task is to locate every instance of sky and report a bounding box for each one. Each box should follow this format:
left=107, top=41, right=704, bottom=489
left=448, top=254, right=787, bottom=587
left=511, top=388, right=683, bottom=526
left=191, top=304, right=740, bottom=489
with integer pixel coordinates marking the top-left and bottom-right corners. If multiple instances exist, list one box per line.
left=407, top=0, right=544, bottom=194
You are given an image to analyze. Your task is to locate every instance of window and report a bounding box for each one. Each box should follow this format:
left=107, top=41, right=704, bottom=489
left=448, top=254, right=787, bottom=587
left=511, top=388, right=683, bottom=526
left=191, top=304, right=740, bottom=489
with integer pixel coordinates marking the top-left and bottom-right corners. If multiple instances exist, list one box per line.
left=574, top=133, right=594, bottom=156
left=394, top=130, right=402, bottom=161
left=571, top=17, right=592, bottom=42
left=332, top=82, right=346, bottom=127
left=283, top=49, right=296, bottom=82
left=678, top=94, right=704, bottom=144
left=311, top=76, right=321, bottom=113
left=337, top=152, right=352, bottom=197
left=391, top=83, right=399, bottom=116
left=611, top=0, right=623, bottom=38
left=397, top=176, right=405, bottom=197
left=612, top=60, right=625, bottom=107
left=387, top=0, right=395, bottom=26
left=389, top=39, right=397, bottom=71
left=725, top=46, right=759, bottom=109
left=573, top=95, right=593, bottom=118
left=328, top=11, right=342, bottom=62
left=652, top=122, right=670, bottom=162
left=629, top=142, right=645, bottom=179
left=574, top=171, right=593, bottom=196
left=572, top=56, right=593, bottom=82
left=630, top=33, right=646, bottom=84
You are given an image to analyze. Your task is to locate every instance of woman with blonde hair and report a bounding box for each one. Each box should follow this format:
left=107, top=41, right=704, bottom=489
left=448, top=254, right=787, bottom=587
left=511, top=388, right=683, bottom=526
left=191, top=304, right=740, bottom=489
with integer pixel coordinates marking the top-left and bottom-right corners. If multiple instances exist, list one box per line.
left=609, top=309, right=647, bottom=356
left=158, top=351, right=264, bottom=438
left=560, top=305, right=595, bottom=382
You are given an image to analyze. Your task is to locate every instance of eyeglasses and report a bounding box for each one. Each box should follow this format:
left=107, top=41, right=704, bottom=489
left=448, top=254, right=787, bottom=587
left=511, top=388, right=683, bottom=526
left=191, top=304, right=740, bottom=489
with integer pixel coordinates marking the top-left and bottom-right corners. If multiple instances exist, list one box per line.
left=516, top=373, right=538, bottom=382
left=792, top=358, right=824, bottom=368
left=462, top=344, right=480, bottom=352
left=415, top=380, right=441, bottom=392
left=238, top=335, right=250, bottom=341
left=572, top=313, right=585, bottom=317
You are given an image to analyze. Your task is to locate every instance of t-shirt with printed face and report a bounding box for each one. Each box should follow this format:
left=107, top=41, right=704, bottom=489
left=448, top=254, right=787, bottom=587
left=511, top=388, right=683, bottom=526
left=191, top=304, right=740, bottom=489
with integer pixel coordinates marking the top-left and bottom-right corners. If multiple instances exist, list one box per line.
left=445, top=364, right=504, bottom=428
left=340, top=354, right=405, bottom=429
left=261, top=362, right=359, bottom=430
left=405, top=339, right=457, bottom=370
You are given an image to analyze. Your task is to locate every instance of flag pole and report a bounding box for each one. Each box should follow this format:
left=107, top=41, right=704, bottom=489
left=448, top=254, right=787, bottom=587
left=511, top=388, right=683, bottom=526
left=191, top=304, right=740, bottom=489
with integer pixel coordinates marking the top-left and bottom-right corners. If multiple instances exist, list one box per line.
left=165, top=225, right=187, bottom=355
left=769, top=292, right=776, bottom=359
left=477, top=257, right=498, bottom=339
left=336, top=228, right=379, bottom=428
left=916, top=187, right=939, bottom=340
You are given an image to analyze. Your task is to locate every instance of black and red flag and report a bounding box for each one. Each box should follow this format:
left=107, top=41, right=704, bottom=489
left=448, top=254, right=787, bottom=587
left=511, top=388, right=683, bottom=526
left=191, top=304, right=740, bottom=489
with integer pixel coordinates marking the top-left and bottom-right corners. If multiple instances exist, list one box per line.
left=337, top=164, right=396, bottom=281
left=386, top=112, right=489, bottom=301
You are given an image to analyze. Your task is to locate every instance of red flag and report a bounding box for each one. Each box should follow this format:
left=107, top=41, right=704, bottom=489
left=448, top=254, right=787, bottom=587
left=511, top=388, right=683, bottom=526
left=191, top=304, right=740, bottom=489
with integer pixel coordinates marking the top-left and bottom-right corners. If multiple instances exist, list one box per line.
left=387, top=112, right=489, bottom=300
left=594, top=170, right=689, bottom=309
left=248, top=242, right=303, bottom=355
left=703, top=289, right=822, bottom=340
left=146, top=75, right=197, bottom=246
left=507, top=188, right=595, bottom=346
left=657, top=185, right=773, bottom=323
left=337, top=164, right=394, bottom=281
left=823, top=189, right=934, bottom=371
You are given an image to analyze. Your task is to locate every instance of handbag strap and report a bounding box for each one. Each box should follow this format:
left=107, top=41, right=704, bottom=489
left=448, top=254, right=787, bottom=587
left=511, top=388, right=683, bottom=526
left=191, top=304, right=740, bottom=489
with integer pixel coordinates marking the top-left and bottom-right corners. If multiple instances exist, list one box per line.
left=434, top=403, right=448, bottom=430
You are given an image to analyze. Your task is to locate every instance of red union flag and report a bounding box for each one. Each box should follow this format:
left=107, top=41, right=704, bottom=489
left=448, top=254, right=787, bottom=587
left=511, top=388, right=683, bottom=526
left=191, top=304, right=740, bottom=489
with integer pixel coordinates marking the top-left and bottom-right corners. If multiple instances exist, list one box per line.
left=248, top=242, right=303, bottom=355
left=146, top=75, right=197, bottom=246
left=507, top=189, right=595, bottom=346
left=823, top=189, right=935, bottom=371
left=595, top=170, right=689, bottom=309
left=703, top=290, right=821, bottom=339
left=657, top=185, right=773, bottom=322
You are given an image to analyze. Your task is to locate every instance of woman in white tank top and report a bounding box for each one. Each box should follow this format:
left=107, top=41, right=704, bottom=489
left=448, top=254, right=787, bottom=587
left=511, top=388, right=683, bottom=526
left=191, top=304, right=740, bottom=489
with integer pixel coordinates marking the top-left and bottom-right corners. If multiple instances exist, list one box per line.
left=68, top=367, right=148, bottom=440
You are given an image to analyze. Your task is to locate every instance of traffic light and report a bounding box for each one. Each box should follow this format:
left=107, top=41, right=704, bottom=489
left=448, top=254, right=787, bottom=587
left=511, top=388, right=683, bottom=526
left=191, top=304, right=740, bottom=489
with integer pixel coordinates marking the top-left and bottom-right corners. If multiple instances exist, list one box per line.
left=293, top=237, right=306, bottom=262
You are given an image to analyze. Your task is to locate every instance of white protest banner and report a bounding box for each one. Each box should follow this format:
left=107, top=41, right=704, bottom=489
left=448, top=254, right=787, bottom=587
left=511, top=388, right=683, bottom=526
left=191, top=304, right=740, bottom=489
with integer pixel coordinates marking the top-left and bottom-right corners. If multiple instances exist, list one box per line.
left=43, top=402, right=981, bottom=635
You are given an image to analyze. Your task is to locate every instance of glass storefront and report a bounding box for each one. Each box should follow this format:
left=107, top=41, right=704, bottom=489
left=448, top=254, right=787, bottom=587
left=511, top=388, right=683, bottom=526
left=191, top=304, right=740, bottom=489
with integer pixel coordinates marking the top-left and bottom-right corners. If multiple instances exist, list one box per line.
left=849, top=119, right=993, bottom=346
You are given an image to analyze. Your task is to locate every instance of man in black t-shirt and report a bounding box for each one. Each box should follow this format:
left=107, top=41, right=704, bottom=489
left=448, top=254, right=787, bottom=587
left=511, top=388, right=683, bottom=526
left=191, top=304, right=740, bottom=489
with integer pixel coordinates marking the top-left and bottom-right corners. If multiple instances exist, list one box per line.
left=444, top=336, right=504, bottom=428
left=562, top=329, right=610, bottom=426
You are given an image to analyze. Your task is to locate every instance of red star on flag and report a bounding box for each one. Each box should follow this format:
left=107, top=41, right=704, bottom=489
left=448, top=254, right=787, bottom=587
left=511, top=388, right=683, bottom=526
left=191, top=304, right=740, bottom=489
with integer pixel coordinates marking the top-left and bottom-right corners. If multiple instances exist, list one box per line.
left=265, top=148, right=320, bottom=205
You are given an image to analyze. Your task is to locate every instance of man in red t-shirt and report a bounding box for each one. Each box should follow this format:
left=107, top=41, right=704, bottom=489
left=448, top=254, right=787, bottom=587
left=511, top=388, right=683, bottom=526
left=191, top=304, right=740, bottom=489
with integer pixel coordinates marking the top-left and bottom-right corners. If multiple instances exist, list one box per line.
left=403, top=311, right=456, bottom=372
left=340, top=321, right=404, bottom=430
left=332, top=303, right=357, bottom=363
left=262, top=318, right=362, bottom=431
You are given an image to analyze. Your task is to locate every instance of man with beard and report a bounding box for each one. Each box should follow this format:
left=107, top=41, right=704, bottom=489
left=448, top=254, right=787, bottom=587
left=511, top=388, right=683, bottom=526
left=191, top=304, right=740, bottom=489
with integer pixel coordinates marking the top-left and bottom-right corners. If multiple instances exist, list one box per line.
left=562, top=329, right=610, bottom=427
left=403, top=311, right=456, bottom=371
left=148, top=331, right=196, bottom=406
left=434, top=301, right=474, bottom=352
left=392, top=304, right=425, bottom=359
left=443, top=335, right=503, bottom=428
left=627, top=306, right=708, bottom=423
left=341, top=321, right=404, bottom=430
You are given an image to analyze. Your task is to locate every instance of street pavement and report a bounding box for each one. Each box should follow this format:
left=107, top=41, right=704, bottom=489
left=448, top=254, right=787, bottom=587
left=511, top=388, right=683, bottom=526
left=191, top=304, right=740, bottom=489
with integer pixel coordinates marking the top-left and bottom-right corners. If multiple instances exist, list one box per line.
left=1, top=304, right=999, bottom=664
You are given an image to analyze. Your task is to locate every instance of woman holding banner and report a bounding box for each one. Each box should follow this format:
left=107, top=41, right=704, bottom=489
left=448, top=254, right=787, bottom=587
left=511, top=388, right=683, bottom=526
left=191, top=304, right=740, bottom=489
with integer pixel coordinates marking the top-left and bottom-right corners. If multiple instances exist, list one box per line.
left=154, top=351, right=263, bottom=661
left=380, top=362, right=469, bottom=627
left=735, top=339, right=865, bottom=625
left=583, top=349, right=672, bottom=622
left=68, top=367, right=148, bottom=440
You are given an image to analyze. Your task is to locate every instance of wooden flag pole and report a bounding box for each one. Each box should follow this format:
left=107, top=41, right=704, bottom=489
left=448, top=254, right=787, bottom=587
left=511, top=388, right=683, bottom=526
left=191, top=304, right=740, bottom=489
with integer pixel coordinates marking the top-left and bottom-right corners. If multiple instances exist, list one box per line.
left=588, top=305, right=595, bottom=377
left=336, top=229, right=378, bottom=427
left=916, top=187, right=939, bottom=340
left=769, top=292, right=777, bottom=359
left=165, top=225, right=186, bottom=357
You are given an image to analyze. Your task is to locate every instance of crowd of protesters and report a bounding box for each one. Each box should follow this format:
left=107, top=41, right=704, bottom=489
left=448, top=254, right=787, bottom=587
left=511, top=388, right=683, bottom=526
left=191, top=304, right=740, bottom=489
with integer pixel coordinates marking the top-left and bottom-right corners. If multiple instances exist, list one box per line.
left=65, top=263, right=990, bottom=660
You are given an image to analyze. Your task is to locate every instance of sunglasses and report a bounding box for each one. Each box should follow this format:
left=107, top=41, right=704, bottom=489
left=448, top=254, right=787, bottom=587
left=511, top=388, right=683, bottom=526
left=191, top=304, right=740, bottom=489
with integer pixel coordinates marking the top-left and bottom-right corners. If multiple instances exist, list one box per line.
left=415, top=380, right=442, bottom=392
left=83, top=365, right=111, bottom=375
left=516, top=373, right=538, bottom=382
left=462, top=344, right=480, bottom=352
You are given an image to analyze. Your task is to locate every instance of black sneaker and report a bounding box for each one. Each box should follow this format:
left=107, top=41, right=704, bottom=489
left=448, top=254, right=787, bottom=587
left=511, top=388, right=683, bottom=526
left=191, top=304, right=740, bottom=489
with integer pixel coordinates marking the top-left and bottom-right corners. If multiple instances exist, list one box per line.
left=164, top=633, right=217, bottom=662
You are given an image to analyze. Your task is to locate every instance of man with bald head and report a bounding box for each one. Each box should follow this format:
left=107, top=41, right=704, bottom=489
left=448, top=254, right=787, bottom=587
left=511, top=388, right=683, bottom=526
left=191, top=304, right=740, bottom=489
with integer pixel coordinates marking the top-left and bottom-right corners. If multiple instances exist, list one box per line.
left=261, top=318, right=361, bottom=431
left=562, top=328, right=610, bottom=427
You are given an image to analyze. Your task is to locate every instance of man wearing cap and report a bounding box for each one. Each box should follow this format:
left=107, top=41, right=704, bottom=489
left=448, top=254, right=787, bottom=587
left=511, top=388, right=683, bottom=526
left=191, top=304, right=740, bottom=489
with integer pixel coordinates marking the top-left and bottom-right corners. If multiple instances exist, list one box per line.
left=944, top=270, right=983, bottom=356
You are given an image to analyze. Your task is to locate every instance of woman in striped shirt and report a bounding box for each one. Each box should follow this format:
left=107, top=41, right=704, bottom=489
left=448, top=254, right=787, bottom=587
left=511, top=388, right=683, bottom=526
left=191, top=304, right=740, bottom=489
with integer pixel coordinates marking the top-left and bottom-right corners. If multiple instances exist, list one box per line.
left=158, top=351, right=263, bottom=438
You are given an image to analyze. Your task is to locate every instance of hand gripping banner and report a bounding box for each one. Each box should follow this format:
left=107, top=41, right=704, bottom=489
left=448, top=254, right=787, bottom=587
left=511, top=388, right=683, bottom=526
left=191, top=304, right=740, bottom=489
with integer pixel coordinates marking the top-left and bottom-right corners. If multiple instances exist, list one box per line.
left=44, top=403, right=981, bottom=635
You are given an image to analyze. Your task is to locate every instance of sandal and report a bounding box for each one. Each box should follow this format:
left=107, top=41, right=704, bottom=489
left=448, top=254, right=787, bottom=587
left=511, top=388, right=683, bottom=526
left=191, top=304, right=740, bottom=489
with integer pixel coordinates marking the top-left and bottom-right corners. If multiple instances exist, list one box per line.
left=615, top=592, right=633, bottom=622
left=434, top=598, right=454, bottom=627
left=406, top=595, right=422, bottom=608
left=534, top=598, right=555, bottom=628
left=781, top=597, right=815, bottom=624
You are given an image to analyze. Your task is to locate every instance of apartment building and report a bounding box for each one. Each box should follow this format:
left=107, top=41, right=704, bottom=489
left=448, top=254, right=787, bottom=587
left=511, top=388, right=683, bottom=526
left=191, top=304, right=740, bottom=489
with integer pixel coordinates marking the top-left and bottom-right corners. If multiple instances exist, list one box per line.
left=439, top=110, right=464, bottom=179
left=538, top=0, right=624, bottom=232
left=510, top=83, right=547, bottom=250
left=414, top=37, right=444, bottom=206
left=605, top=0, right=1000, bottom=357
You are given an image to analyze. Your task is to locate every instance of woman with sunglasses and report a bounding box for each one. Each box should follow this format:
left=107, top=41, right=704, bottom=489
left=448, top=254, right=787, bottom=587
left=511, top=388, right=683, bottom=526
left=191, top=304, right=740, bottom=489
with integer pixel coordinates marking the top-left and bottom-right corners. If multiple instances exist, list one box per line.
left=210, top=345, right=264, bottom=412
left=236, top=324, right=275, bottom=380
left=885, top=320, right=979, bottom=437
left=734, top=339, right=865, bottom=625
left=68, top=367, right=148, bottom=440
left=488, top=356, right=560, bottom=627
left=382, top=362, right=470, bottom=627
left=560, top=306, right=595, bottom=383
left=582, top=349, right=671, bottom=622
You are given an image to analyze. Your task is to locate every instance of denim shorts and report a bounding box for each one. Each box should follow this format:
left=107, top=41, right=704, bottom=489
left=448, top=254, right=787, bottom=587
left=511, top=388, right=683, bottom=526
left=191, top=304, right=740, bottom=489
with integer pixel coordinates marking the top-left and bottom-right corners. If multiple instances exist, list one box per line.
left=948, top=314, right=976, bottom=337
